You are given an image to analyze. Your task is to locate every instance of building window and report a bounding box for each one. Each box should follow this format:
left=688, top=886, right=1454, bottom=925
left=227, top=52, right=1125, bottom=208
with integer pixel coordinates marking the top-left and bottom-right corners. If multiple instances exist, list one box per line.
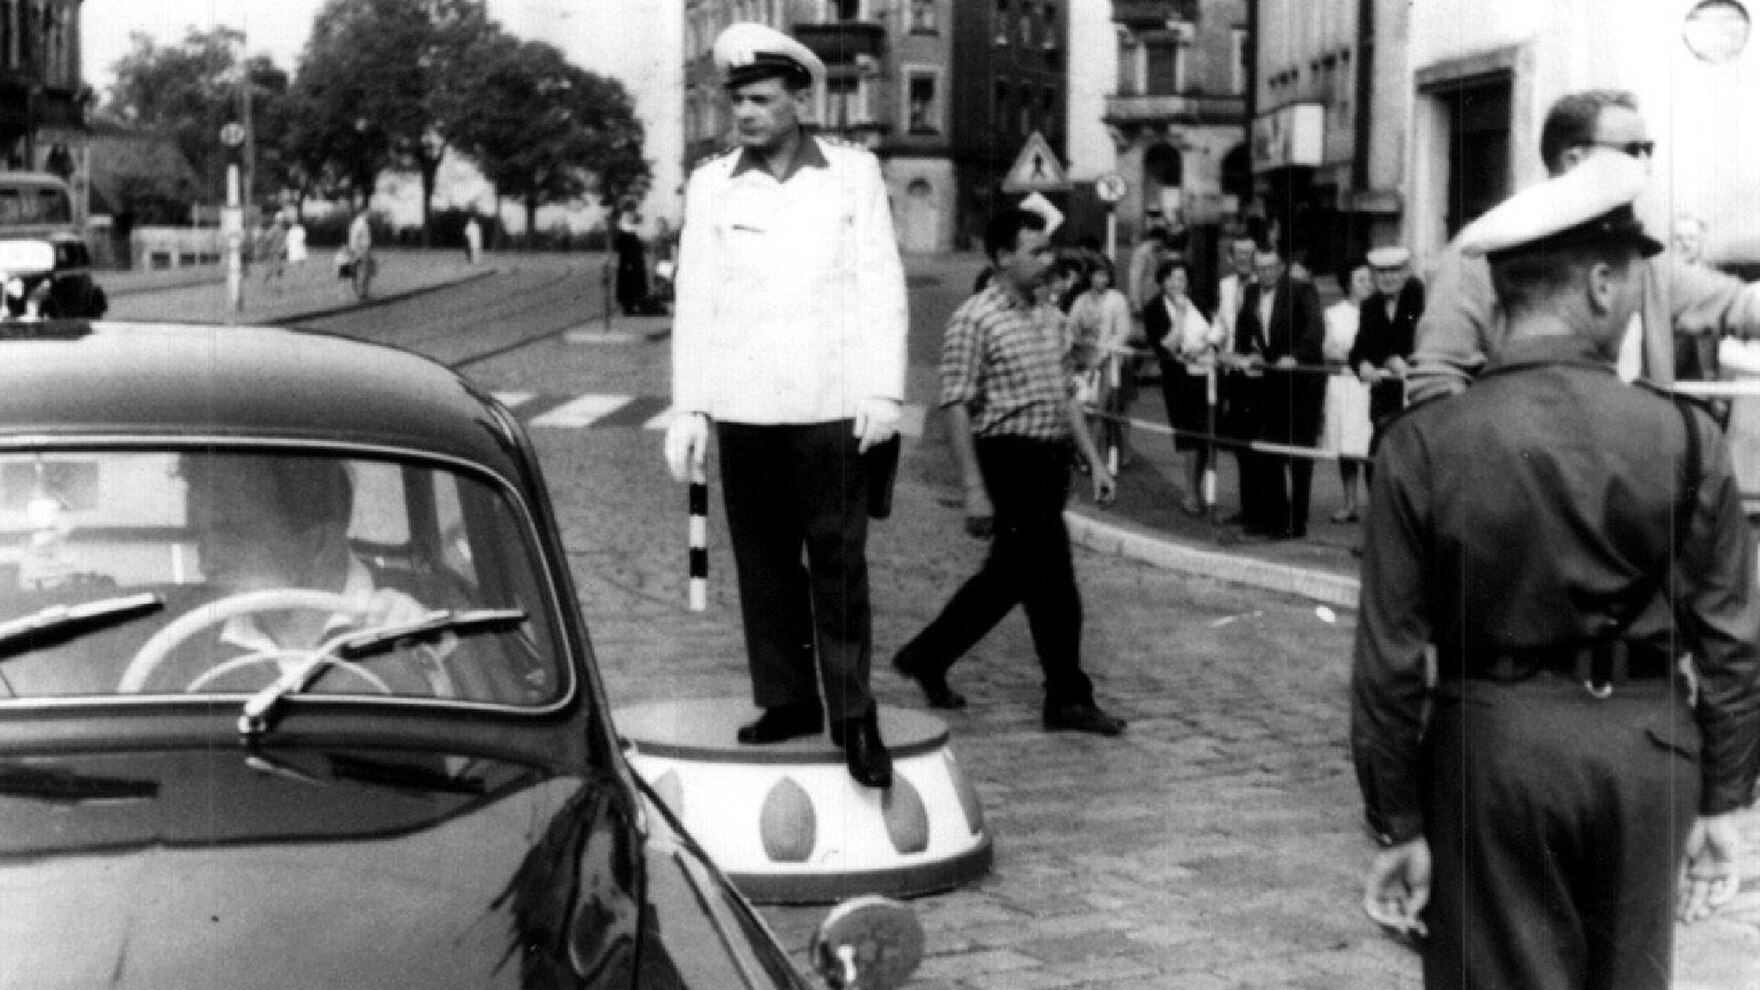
left=828, top=0, right=861, bottom=20
left=1117, top=29, right=1141, bottom=96
left=824, top=76, right=864, bottom=128
left=1145, top=36, right=1182, bottom=95
left=906, top=70, right=940, bottom=133
left=909, top=0, right=937, bottom=33
left=1231, top=28, right=1249, bottom=95
left=995, top=0, right=1009, bottom=44
left=1019, top=11, right=1034, bottom=46
left=994, top=82, right=1010, bottom=130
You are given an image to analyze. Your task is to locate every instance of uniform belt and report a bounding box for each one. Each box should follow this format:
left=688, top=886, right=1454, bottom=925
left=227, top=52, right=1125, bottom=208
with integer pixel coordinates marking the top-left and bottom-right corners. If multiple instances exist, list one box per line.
left=1454, top=640, right=1675, bottom=687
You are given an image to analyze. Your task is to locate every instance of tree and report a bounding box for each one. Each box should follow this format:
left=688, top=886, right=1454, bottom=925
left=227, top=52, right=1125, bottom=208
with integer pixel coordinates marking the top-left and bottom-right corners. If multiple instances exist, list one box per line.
left=444, top=38, right=650, bottom=241
left=288, top=0, right=495, bottom=242
left=103, top=27, right=283, bottom=208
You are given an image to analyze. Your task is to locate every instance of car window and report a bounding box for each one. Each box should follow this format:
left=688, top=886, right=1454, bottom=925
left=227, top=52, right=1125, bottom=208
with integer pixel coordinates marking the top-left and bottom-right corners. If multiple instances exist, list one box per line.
left=0, top=448, right=565, bottom=707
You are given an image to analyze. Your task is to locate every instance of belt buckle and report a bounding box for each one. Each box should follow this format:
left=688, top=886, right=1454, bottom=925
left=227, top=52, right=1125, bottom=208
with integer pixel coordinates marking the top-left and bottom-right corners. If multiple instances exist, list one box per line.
left=1580, top=641, right=1618, bottom=699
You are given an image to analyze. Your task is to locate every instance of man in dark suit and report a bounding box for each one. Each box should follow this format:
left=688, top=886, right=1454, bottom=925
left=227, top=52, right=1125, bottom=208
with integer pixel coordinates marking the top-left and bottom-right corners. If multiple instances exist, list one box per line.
left=1233, top=248, right=1326, bottom=539
left=1349, top=246, right=1427, bottom=464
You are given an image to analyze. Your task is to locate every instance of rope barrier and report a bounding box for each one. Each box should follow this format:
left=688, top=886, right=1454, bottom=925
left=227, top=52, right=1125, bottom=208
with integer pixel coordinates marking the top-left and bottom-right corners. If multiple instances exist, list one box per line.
left=1077, top=346, right=1760, bottom=517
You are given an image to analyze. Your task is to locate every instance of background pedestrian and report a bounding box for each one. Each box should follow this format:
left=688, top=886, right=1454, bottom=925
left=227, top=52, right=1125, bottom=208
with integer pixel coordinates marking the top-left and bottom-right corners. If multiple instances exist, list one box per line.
left=1350, top=245, right=1425, bottom=479
left=892, top=208, right=1125, bottom=737
left=1232, top=247, right=1325, bottom=540
left=1322, top=260, right=1374, bottom=522
left=1143, top=258, right=1218, bottom=516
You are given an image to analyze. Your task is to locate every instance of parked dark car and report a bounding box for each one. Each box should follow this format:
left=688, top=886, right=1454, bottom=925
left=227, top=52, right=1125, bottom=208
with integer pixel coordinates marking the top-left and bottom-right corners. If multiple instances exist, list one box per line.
left=0, top=321, right=912, bottom=989
left=0, top=235, right=105, bottom=319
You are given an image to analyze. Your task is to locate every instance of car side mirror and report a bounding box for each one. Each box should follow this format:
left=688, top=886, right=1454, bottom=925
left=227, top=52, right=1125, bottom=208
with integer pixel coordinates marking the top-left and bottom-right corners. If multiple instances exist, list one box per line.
left=810, top=895, right=922, bottom=990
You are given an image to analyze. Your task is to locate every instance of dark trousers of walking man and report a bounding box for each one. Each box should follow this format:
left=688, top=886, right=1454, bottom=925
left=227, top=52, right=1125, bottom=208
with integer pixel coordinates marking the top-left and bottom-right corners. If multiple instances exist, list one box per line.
left=896, top=437, right=1091, bottom=707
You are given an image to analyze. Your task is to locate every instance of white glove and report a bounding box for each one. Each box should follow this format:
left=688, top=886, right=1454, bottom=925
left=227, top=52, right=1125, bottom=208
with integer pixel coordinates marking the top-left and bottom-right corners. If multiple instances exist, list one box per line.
left=852, top=398, right=901, bottom=453
left=663, top=412, right=709, bottom=483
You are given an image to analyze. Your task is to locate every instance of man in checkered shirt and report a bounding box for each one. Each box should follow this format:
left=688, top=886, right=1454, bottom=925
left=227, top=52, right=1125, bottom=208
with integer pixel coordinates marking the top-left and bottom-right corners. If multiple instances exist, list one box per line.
left=892, top=209, right=1127, bottom=736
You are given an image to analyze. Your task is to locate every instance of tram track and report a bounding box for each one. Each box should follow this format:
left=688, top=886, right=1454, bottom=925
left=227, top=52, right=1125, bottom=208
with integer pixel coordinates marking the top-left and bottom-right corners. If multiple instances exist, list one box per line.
left=292, top=260, right=610, bottom=369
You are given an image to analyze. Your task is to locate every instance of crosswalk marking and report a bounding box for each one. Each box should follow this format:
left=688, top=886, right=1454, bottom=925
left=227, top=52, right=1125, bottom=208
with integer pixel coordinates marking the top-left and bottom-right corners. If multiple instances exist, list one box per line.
left=503, top=393, right=928, bottom=436
left=529, top=395, right=635, bottom=428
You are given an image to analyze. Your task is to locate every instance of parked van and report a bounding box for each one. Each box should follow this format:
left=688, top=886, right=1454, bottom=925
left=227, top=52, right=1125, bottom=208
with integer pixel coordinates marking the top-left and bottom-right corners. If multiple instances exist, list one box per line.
left=0, top=172, right=106, bottom=318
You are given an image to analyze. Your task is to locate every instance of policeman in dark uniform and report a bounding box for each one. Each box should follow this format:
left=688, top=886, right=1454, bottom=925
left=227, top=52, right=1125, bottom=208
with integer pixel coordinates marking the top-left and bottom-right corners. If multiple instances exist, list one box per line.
left=1350, top=150, right=1760, bottom=990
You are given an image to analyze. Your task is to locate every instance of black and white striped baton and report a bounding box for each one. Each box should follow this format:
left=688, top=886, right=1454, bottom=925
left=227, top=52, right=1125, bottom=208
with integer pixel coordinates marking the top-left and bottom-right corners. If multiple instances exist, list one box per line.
left=688, top=462, right=708, bottom=611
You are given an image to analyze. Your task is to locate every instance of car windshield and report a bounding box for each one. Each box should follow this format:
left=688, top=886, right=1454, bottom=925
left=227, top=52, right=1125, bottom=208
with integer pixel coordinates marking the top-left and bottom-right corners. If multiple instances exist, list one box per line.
left=0, top=448, right=566, bottom=707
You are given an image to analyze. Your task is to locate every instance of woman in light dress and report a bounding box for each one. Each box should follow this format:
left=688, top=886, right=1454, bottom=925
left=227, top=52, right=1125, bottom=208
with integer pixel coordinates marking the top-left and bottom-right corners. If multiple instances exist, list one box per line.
left=1066, top=260, right=1135, bottom=466
left=1142, top=259, right=1221, bottom=514
left=1321, top=261, right=1375, bottom=522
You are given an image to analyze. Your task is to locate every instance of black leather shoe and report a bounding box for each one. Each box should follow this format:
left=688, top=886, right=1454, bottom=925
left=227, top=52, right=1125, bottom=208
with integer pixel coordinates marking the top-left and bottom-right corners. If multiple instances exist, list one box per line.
left=1042, top=702, right=1126, bottom=736
left=736, top=703, right=824, bottom=745
left=892, top=653, right=967, bottom=710
left=836, top=711, right=893, bottom=788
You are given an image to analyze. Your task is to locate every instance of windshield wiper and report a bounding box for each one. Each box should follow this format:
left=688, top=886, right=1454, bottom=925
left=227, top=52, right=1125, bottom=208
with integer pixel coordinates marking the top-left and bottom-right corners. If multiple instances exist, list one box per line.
left=238, top=607, right=527, bottom=739
left=334, top=607, right=527, bottom=660
left=0, top=593, right=164, bottom=660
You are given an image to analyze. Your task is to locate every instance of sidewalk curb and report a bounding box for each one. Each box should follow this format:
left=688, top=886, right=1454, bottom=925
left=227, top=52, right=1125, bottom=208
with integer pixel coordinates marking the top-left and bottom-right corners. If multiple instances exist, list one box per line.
left=105, top=271, right=227, bottom=298
left=1065, top=509, right=1361, bottom=609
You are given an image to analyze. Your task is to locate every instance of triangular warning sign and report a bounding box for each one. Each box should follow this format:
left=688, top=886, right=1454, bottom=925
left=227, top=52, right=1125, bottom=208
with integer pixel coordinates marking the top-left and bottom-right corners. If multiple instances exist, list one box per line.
left=1001, top=131, right=1069, bottom=193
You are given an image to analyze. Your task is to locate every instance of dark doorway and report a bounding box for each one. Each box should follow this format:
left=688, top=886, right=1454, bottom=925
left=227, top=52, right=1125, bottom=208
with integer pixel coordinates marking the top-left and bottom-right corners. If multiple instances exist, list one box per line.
left=1440, top=75, right=1512, bottom=237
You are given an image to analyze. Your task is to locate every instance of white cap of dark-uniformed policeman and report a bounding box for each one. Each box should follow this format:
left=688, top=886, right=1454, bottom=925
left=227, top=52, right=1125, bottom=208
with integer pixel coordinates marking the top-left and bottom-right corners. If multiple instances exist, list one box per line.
left=1456, top=149, right=1664, bottom=263
left=713, top=22, right=826, bottom=90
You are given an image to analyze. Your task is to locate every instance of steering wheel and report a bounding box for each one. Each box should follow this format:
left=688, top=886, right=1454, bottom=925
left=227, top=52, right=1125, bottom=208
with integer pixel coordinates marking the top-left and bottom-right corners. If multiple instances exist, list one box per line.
left=182, top=647, right=392, bottom=696
left=118, top=588, right=390, bottom=695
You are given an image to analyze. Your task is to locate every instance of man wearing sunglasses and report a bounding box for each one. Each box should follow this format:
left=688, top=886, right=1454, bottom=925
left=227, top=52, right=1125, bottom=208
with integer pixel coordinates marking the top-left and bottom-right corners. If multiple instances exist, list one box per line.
left=1408, top=89, right=1760, bottom=403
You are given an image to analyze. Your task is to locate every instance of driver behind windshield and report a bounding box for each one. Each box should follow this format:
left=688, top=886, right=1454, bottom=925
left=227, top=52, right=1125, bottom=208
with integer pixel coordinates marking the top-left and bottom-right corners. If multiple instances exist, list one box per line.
left=163, top=453, right=451, bottom=695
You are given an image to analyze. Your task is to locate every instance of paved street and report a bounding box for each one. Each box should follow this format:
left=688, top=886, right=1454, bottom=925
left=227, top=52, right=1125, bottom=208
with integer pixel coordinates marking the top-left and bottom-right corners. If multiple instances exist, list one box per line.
left=109, top=252, right=1760, bottom=988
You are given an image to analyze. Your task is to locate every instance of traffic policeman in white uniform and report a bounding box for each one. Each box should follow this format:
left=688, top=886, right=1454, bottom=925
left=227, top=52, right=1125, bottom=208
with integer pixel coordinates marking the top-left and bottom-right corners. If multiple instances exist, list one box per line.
left=663, top=22, right=908, bottom=788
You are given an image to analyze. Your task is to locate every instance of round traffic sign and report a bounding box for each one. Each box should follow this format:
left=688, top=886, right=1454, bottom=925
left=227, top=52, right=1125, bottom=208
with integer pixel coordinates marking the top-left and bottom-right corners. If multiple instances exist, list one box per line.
left=1095, top=173, right=1128, bottom=204
left=219, top=122, right=246, bottom=148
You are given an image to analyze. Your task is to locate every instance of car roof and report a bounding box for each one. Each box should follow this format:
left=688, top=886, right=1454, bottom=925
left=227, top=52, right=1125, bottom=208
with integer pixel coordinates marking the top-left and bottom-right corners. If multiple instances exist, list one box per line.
left=0, top=322, right=527, bottom=474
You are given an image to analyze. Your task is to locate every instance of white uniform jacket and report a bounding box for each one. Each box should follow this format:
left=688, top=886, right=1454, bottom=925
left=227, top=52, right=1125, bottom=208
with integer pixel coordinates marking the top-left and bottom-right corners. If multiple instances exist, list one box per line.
left=672, top=135, right=908, bottom=425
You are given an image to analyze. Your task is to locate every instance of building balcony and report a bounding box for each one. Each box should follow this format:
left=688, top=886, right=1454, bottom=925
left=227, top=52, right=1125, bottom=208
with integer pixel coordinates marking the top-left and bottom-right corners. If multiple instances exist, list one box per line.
left=793, top=22, right=886, bottom=65
left=1112, top=0, right=1197, bottom=29
left=1105, top=92, right=1245, bottom=127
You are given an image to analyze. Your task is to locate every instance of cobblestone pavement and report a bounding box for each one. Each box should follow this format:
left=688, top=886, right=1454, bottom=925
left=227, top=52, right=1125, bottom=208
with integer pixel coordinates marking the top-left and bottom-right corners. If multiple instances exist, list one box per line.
left=462, top=259, right=1758, bottom=987
left=110, top=251, right=1757, bottom=987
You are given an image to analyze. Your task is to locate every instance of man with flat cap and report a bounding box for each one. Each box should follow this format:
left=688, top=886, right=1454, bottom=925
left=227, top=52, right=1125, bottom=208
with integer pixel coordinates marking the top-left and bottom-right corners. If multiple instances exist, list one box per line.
left=663, top=22, right=907, bottom=788
left=1351, top=150, right=1760, bottom=989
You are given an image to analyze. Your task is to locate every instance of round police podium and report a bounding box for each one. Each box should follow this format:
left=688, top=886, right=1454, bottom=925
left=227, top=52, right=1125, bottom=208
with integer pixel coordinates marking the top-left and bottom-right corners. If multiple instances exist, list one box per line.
left=615, top=699, right=993, bottom=904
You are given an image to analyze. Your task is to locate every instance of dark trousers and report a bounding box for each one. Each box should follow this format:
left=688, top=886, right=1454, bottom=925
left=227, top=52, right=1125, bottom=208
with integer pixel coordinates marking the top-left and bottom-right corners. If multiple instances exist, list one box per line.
left=896, top=436, right=1095, bottom=710
left=1421, top=678, right=1699, bottom=990
left=1259, top=454, right=1313, bottom=535
left=717, top=421, right=872, bottom=721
